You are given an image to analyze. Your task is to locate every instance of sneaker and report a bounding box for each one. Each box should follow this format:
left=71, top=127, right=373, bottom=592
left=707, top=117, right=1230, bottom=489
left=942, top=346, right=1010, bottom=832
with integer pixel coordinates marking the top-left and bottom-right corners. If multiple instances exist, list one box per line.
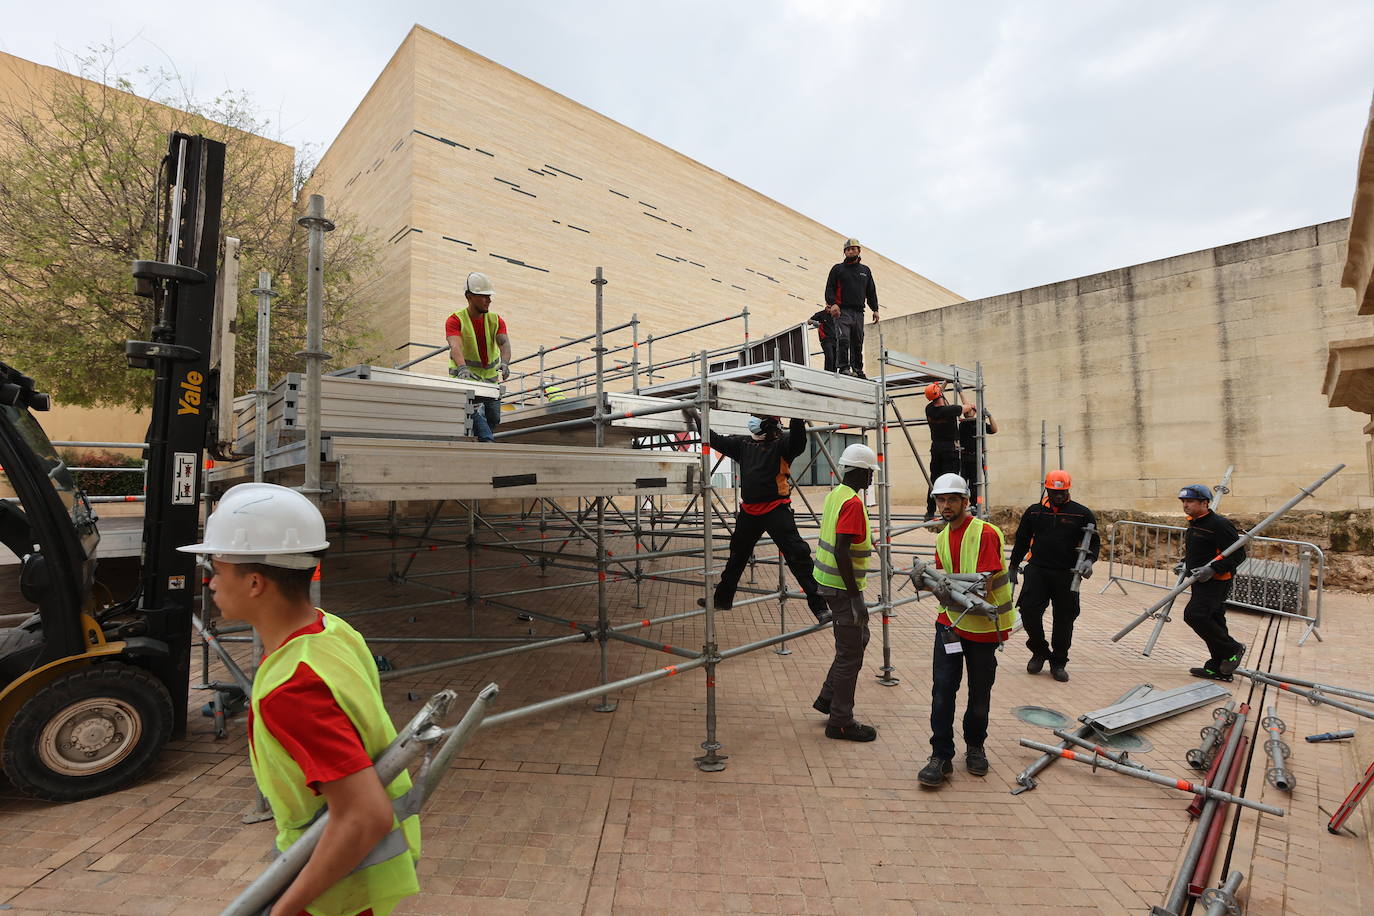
left=813, top=696, right=831, bottom=715
left=825, top=722, right=877, bottom=742
left=1027, top=656, right=1047, bottom=675
left=1218, top=646, right=1245, bottom=677
left=918, top=755, right=953, bottom=787
left=965, top=745, right=989, bottom=776
left=1051, top=666, right=1070, bottom=683
left=1190, top=666, right=1233, bottom=682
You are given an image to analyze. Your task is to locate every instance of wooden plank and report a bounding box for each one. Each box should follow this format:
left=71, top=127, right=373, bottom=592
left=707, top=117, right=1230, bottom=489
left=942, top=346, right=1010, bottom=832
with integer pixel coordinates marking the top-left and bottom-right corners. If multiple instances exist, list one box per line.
left=712, top=380, right=874, bottom=428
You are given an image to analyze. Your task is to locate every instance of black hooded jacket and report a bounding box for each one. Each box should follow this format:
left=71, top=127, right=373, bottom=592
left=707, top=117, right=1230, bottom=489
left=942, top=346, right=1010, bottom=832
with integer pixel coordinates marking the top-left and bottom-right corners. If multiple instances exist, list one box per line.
left=824, top=258, right=878, bottom=312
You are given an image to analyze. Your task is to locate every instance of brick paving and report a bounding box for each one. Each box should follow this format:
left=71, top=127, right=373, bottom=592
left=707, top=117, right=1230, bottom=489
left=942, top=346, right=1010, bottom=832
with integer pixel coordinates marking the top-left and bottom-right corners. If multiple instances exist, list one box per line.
left=3, top=506, right=1373, bottom=914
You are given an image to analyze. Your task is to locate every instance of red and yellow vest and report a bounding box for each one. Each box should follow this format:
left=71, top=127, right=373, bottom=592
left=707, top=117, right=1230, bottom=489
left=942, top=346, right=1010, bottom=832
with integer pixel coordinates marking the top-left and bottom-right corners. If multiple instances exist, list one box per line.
left=249, top=611, right=420, bottom=916
left=448, top=308, right=502, bottom=380
left=813, top=484, right=872, bottom=591
left=935, top=517, right=1016, bottom=636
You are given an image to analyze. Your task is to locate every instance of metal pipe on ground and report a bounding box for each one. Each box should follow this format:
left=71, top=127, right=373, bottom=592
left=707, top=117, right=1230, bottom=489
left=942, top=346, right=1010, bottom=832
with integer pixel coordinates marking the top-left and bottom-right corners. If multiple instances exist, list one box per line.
left=1187, top=702, right=1237, bottom=771
left=1249, top=671, right=1374, bottom=705
left=1012, top=684, right=1154, bottom=794
left=1201, top=871, right=1245, bottom=916
left=1188, top=734, right=1251, bottom=897
left=1262, top=706, right=1295, bottom=791
left=1237, top=669, right=1374, bottom=722
left=1049, top=729, right=1151, bottom=771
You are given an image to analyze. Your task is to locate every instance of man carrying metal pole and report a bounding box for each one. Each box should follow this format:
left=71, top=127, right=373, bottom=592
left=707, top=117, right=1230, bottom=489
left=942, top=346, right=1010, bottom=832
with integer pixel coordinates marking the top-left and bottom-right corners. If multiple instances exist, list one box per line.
left=919, top=473, right=1016, bottom=787
left=179, top=484, right=420, bottom=916
left=1008, top=470, right=1099, bottom=683
left=811, top=443, right=881, bottom=741
left=1177, top=483, right=1248, bottom=680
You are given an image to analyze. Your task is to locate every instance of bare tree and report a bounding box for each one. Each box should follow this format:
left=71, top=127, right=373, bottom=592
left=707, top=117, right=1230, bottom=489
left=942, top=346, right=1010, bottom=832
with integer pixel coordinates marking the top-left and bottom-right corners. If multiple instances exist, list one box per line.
left=0, top=46, right=382, bottom=407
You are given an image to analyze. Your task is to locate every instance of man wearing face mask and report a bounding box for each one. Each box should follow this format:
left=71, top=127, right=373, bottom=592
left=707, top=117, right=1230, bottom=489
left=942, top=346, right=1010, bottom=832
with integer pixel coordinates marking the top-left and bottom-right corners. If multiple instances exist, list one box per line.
left=1008, top=471, right=1099, bottom=683
left=681, top=410, right=830, bottom=622
left=823, top=238, right=879, bottom=378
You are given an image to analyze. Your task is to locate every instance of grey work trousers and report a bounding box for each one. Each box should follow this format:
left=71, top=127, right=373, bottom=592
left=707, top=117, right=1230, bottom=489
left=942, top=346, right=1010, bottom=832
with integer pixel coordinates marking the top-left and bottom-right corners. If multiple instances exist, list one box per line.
left=816, top=590, right=870, bottom=728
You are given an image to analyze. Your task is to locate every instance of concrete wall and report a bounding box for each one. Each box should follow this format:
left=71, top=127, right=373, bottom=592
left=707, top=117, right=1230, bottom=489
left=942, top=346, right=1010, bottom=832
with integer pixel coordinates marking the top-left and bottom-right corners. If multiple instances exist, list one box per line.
left=308, top=26, right=962, bottom=382
left=879, top=220, right=1371, bottom=513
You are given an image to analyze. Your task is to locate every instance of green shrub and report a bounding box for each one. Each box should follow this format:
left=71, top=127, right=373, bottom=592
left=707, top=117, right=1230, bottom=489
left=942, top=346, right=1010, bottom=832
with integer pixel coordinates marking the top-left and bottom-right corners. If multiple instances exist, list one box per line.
left=59, top=449, right=144, bottom=497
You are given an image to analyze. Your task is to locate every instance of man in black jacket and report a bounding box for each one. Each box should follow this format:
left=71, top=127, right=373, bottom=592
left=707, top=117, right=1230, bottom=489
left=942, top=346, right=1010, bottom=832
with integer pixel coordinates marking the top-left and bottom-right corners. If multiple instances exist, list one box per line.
left=824, top=239, right=879, bottom=377
left=924, top=383, right=974, bottom=520
left=1178, top=484, right=1248, bottom=680
left=808, top=304, right=841, bottom=372
left=682, top=410, right=830, bottom=622
left=958, top=406, right=998, bottom=509
left=1008, top=470, right=1099, bottom=682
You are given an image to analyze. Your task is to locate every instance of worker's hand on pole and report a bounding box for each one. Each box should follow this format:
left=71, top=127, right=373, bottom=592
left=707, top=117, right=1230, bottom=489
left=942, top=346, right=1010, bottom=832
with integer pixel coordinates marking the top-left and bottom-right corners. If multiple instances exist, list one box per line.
left=1074, top=559, right=1093, bottom=579
left=1190, top=564, right=1216, bottom=583
left=1009, top=565, right=1019, bottom=588
left=870, top=310, right=880, bottom=324
left=501, top=365, right=511, bottom=381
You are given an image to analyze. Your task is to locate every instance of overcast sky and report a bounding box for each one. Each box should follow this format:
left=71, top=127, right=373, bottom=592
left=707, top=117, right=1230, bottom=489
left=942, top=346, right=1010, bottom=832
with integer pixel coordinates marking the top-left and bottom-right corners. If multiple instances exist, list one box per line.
left=2, top=1, right=1370, bottom=300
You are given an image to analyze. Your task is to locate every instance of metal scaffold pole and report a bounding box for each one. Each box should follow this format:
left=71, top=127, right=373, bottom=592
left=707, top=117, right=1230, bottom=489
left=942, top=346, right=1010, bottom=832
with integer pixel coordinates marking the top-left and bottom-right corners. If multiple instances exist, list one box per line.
left=696, top=349, right=726, bottom=771
left=592, top=268, right=616, bottom=713
left=875, top=323, right=897, bottom=686
left=297, top=194, right=334, bottom=607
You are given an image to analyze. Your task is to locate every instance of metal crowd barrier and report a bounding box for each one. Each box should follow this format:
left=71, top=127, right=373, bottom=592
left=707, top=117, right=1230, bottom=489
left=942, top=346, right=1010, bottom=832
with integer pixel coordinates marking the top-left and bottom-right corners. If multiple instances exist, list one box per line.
left=1099, top=520, right=1323, bottom=644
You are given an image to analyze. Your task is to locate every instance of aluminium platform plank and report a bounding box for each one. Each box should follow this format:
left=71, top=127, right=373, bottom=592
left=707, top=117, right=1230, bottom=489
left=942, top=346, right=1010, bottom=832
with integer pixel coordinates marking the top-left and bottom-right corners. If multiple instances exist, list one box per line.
left=1080, top=681, right=1233, bottom=736
left=498, top=392, right=752, bottom=445
left=638, top=360, right=878, bottom=402
left=712, top=380, right=876, bottom=428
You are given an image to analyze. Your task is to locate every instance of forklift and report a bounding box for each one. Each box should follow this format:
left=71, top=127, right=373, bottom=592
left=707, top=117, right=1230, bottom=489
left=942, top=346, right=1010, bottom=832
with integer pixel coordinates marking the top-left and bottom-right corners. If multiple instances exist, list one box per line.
left=0, top=132, right=228, bottom=800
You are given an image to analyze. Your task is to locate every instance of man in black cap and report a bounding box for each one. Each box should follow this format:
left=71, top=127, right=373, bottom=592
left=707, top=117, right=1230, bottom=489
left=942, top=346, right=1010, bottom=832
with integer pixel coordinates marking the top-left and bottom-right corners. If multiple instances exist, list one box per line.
left=1178, top=484, right=1247, bottom=680
left=823, top=239, right=879, bottom=378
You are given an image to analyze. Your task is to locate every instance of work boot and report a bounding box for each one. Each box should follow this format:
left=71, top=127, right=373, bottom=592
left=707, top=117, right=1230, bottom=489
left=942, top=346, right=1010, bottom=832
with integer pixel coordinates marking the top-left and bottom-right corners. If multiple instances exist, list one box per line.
left=965, top=745, right=989, bottom=776
left=1026, top=655, right=1047, bottom=675
left=1190, top=666, right=1233, bottom=682
left=810, top=604, right=833, bottom=625
left=1218, top=646, right=1245, bottom=677
left=918, top=755, right=953, bottom=787
left=812, top=696, right=831, bottom=715
left=825, top=722, right=877, bottom=742
left=1051, top=665, right=1070, bottom=683
left=697, top=596, right=731, bottom=611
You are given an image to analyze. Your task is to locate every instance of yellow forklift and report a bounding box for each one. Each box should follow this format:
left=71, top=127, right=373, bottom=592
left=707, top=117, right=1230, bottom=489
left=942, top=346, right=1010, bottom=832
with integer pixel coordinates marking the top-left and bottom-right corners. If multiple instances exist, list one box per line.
left=0, top=132, right=227, bottom=800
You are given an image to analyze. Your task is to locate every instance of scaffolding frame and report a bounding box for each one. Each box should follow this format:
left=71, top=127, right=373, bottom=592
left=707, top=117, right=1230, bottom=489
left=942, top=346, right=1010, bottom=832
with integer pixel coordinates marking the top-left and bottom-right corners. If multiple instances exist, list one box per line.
left=202, top=264, right=992, bottom=772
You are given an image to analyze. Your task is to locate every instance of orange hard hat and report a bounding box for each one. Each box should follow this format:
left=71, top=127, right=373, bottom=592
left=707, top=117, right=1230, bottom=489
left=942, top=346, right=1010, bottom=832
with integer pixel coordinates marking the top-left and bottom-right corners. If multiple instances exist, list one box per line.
left=1045, top=470, right=1072, bottom=491
left=924, top=383, right=943, bottom=401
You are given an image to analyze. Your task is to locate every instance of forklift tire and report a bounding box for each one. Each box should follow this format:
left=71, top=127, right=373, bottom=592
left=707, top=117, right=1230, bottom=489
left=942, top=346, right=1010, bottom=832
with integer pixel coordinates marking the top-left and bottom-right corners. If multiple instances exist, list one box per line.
left=2, top=662, right=173, bottom=801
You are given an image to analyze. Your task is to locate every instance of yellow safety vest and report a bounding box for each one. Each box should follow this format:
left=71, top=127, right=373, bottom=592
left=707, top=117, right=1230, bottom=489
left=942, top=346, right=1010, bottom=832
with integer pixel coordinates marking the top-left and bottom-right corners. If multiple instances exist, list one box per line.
left=545, top=385, right=566, bottom=402
left=934, top=517, right=1016, bottom=635
left=249, top=611, right=421, bottom=916
left=813, top=484, right=872, bottom=590
left=448, top=308, right=502, bottom=380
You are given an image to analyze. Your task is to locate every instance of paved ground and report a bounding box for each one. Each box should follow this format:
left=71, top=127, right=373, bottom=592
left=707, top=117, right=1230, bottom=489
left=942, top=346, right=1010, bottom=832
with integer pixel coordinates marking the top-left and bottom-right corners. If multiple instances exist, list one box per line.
left=2, top=508, right=1372, bottom=914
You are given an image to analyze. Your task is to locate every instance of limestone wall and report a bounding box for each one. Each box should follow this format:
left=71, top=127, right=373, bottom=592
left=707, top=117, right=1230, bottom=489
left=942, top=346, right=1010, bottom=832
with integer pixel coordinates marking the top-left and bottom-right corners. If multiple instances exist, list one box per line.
left=307, top=26, right=962, bottom=384
left=878, top=220, right=1371, bottom=513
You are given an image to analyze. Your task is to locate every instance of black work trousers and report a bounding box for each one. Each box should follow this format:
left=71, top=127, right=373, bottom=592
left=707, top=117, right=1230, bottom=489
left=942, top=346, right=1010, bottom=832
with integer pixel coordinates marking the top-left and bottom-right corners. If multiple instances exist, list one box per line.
left=1018, top=565, right=1080, bottom=666
left=819, top=336, right=838, bottom=372
left=960, top=454, right=983, bottom=508
left=714, top=505, right=827, bottom=615
left=925, top=446, right=962, bottom=517
left=817, top=592, right=871, bottom=728
left=1184, top=579, right=1243, bottom=668
left=834, top=309, right=866, bottom=374
left=929, top=623, right=999, bottom=759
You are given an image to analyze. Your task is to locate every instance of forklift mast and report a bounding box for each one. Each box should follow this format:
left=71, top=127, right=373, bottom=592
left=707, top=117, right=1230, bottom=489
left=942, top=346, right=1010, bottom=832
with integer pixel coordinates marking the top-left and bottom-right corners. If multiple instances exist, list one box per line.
left=126, top=133, right=226, bottom=737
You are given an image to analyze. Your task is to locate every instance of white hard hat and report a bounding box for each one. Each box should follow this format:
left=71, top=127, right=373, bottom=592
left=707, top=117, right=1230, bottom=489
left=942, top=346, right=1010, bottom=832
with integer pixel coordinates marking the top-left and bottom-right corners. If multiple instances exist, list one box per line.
left=179, top=483, right=329, bottom=569
left=931, top=473, right=970, bottom=497
left=838, top=443, right=879, bottom=471
left=466, top=272, right=495, bottom=295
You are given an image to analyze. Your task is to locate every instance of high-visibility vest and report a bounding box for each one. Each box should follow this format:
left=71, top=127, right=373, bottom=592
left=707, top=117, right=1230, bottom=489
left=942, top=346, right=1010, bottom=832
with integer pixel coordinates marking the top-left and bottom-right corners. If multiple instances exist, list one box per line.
left=249, top=611, right=420, bottom=916
left=813, top=484, right=872, bottom=590
left=545, top=385, right=566, bottom=402
left=935, top=517, right=1016, bottom=635
left=448, top=308, right=502, bottom=380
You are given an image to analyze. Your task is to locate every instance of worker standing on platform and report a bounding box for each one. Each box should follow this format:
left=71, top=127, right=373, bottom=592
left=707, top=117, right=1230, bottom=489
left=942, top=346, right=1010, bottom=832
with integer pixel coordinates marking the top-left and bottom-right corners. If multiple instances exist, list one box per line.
left=179, top=484, right=420, bottom=916
left=1008, top=470, right=1098, bottom=683
left=681, top=409, right=831, bottom=623
left=958, top=404, right=998, bottom=509
left=823, top=239, right=879, bottom=377
left=446, top=271, right=512, bottom=442
left=919, top=473, right=1015, bottom=788
left=1178, top=484, right=1248, bottom=680
left=924, top=383, right=975, bottom=520
left=812, top=443, right=881, bottom=742
left=808, top=303, right=841, bottom=372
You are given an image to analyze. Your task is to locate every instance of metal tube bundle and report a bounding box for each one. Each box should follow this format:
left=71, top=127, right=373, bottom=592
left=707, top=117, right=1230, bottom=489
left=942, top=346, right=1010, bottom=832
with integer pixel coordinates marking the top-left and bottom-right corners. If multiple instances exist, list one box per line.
left=1069, top=522, right=1096, bottom=593
left=908, top=559, right=1005, bottom=643
left=1262, top=705, right=1295, bottom=791
left=1237, top=668, right=1374, bottom=722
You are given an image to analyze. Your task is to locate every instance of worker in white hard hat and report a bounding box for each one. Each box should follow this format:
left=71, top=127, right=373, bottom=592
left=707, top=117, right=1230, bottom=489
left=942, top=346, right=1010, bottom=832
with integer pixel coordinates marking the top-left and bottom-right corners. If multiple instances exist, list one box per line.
left=811, top=442, right=880, bottom=742
left=681, top=409, right=831, bottom=622
left=823, top=238, right=879, bottom=378
left=918, top=473, right=1015, bottom=788
left=179, top=483, right=420, bottom=916
left=445, top=271, right=512, bottom=441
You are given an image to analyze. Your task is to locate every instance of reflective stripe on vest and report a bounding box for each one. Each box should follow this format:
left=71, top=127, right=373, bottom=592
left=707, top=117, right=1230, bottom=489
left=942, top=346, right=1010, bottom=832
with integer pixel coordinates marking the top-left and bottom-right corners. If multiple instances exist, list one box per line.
left=813, top=484, right=872, bottom=590
left=249, top=611, right=421, bottom=916
left=545, top=385, right=566, bottom=401
left=934, top=517, right=1017, bottom=634
left=449, top=308, right=502, bottom=380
